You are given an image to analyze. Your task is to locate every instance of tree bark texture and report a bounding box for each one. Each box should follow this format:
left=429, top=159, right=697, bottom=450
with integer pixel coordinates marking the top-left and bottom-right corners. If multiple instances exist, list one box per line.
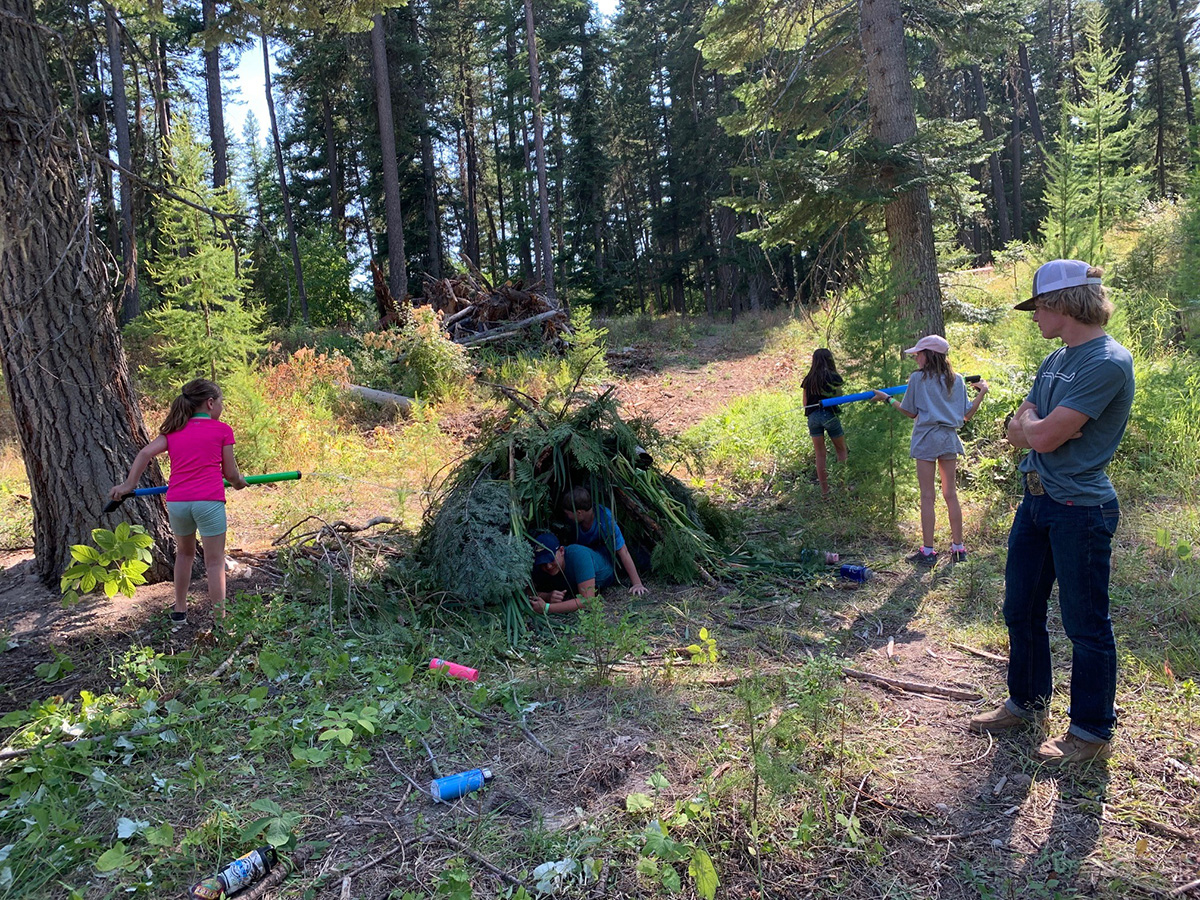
left=371, top=12, right=408, bottom=300
left=1166, top=0, right=1197, bottom=133
left=202, top=0, right=228, bottom=189
left=1017, top=43, right=1047, bottom=147
left=857, top=0, right=945, bottom=337
left=524, top=0, right=555, bottom=298
left=104, top=2, right=138, bottom=324
left=409, top=6, right=442, bottom=279
left=0, top=0, right=173, bottom=585
left=971, top=65, right=1012, bottom=248
left=320, top=96, right=346, bottom=242
left=262, top=29, right=309, bottom=322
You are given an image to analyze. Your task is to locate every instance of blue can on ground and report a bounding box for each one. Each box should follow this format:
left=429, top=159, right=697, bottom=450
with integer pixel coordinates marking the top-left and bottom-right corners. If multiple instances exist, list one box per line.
left=431, top=768, right=493, bottom=802
left=839, top=564, right=873, bottom=582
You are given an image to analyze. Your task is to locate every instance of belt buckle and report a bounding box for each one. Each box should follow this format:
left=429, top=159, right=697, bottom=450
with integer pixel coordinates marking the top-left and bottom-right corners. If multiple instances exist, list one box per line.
left=1026, top=471, right=1045, bottom=496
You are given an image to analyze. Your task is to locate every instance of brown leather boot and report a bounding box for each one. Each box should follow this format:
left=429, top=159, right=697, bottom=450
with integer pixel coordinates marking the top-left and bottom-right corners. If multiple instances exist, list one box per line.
left=1036, top=734, right=1112, bottom=764
left=969, top=704, right=1045, bottom=734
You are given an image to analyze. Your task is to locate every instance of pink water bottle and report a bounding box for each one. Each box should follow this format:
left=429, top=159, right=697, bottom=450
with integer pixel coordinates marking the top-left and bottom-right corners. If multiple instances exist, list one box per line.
left=430, top=658, right=479, bottom=681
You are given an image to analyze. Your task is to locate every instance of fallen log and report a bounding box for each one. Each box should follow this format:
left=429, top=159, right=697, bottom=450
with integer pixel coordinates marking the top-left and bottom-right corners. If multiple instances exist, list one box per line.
left=344, top=383, right=413, bottom=413
left=842, top=667, right=983, bottom=701
left=455, top=308, right=564, bottom=346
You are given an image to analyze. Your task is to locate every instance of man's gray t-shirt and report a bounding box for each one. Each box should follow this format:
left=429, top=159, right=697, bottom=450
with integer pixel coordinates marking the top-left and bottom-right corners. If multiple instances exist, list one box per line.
left=1018, top=335, right=1134, bottom=505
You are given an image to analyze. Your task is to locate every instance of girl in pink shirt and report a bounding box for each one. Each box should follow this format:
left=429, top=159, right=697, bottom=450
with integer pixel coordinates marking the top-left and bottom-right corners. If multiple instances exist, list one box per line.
left=110, top=379, right=248, bottom=628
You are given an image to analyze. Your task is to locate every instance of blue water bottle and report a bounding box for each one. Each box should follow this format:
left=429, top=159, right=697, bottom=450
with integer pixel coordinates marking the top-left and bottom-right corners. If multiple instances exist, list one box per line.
left=839, top=564, right=873, bottom=582
left=431, top=768, right=493, bottom=802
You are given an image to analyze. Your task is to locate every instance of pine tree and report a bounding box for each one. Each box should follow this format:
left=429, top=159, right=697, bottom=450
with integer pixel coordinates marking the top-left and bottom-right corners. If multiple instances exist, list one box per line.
left=1068, top=6, right=1142, bottom=242
left=1040, top=107, right=1099, bottom=259
left=137, top=120, right=263, bottom=386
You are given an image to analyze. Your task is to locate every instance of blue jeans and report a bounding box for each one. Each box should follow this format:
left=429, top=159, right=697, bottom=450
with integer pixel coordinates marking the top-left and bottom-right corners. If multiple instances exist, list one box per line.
left=1003, top=491, right=1120, bottom=742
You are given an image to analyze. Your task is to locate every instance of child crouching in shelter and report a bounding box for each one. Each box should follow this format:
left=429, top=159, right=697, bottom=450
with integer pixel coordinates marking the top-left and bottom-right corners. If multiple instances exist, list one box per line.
left=560, top=486, right=648, bottom=597
left=529, top=533, right=585, bottom=614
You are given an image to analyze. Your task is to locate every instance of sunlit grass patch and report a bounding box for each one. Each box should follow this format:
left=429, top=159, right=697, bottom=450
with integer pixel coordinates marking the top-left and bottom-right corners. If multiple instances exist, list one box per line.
left=0, top=441, right=31, bottom=549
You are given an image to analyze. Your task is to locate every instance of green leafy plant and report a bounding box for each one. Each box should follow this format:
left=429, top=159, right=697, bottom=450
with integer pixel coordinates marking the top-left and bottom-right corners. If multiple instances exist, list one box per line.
left=635, top=821, right=719, bottom=899
left=240, top=799, right=300, bottom=850
left=686, top=627, right=718, bottom=664
left=34, top=649, right=75, bottom=683
left=59, top=523, right=154, bottom=605
left=435, top=859, right=473, bottom=900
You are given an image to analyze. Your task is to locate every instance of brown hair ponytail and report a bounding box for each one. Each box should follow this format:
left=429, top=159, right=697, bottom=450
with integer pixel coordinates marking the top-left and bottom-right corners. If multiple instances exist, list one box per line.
left=920, top=351, right=956, bottom=394
left=159, top=378, right=221, bottom=434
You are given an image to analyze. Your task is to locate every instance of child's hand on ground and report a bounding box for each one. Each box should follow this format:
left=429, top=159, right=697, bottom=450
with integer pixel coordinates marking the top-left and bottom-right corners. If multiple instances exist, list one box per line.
left=550, top=590, right=565, bottom=603
left=629, top=583, right=648, bottom=596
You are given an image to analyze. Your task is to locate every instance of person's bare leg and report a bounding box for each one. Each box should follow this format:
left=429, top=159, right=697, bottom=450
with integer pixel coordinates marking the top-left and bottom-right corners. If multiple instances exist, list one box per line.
left=831, top=434, right=848, bottom=464
left=201, top=532, right=227, bottom=620
left=813, top=436, right=830, bottom=496
left=939, top=457, right=963, bottom=545
left=915, top=459, right=938, bottom=548
left=173, top=534, right=196, bottom=614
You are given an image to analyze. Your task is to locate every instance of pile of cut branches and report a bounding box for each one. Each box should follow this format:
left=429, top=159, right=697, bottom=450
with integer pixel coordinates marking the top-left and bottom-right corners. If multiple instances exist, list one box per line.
left=419, top=390, right=719, bottom=638
left=423, top=272, right=571, bottom=349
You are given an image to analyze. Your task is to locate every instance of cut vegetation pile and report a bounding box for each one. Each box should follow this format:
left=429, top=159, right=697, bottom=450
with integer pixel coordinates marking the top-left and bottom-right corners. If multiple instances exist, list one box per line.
left=419, top=390, right=720, bottom=637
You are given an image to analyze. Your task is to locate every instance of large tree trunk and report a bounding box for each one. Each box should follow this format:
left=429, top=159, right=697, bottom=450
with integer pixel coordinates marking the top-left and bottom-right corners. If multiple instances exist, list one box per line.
left=104, top=2, right=138, bottom=324
left=370, top=12, right=408, bottom=301
left=321, top=96, right=346, bottom=242
left=857, top=0, right=945, bottom=337
left=202, top=0, right=228, bottom=188
left=505, top=27, right=533, bottom=281
left=1166, top=0, right=1197, bottom=134
left=457, top=3, right=481, bottom=269
left=263, top=29, right=309, bottom=323
left=1017, top=43, right=1047, bottom=148
left=524, top=0, right=555, bottom=298
left=0, top=0, right=173, bottom=585
left=971, top=65, right=1012, bottom=248
left=1010, top=67, right=1023, bottom=239
left=409, top=5, right=442, bottom=278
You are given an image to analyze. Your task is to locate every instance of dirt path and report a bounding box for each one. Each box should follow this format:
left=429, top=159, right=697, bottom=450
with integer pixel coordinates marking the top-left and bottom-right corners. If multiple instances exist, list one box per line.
left=609, top=330, right=798, bottom=433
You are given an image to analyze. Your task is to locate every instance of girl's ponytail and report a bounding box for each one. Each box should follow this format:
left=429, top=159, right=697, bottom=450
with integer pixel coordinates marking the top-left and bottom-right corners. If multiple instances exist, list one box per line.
left=920, top=351, right=956, bottom=394
left=160, top=378, right=221, bottom=434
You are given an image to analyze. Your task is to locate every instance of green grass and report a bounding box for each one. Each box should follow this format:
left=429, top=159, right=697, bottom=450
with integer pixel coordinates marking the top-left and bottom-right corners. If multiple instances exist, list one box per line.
left=3, top=228, right=1200, bottom=897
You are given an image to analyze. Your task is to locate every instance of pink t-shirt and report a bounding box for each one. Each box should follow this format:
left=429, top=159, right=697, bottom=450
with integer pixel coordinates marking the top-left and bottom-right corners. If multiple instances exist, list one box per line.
left=164, top=416, right=236, bottom=502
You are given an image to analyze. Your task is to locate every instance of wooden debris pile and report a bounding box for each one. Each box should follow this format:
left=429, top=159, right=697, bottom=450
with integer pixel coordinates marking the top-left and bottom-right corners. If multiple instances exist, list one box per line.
left=423, top=272, right=571, bottom=348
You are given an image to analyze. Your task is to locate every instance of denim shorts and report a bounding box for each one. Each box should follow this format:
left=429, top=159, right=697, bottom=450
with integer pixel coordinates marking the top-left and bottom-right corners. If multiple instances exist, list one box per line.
left=166, top=500, right=227, bottom=537
left=807, top=408, right=844, bottom=438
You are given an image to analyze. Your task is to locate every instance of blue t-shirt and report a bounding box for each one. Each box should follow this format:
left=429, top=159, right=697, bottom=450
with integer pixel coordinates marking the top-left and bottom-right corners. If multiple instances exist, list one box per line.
left=568, top=504, right=626, bottom=560
left=1018, top=335, right=1135, bottom=505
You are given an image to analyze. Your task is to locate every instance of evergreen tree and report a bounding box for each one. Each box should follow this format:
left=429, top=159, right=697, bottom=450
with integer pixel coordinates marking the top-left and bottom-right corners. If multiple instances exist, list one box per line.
left=1068, top=6, right=1142, bottom=241
left=136, top=120, right=263, bottom=386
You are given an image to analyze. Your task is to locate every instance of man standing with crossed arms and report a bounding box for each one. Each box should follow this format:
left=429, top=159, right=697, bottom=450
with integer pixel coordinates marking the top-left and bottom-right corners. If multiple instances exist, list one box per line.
left=970, top=260, right=1135, bottom=764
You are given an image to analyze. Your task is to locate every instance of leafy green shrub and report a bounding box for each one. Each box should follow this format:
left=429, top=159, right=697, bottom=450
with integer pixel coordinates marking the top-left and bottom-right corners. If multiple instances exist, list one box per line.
left=353, top=306, right=470, bottom=401
left=60, top=523, right=154, bottom=605
left=255, top=228, right=371, bottom=328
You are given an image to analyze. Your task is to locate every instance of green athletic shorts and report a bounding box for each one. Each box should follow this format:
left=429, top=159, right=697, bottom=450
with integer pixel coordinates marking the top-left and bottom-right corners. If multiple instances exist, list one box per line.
left=166, top=500, right=227, bottom=537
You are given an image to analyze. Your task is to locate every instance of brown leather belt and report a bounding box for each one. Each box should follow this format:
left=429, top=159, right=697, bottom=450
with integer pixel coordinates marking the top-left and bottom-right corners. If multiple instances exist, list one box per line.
left=1025, top=471, right=1045, bottom=495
